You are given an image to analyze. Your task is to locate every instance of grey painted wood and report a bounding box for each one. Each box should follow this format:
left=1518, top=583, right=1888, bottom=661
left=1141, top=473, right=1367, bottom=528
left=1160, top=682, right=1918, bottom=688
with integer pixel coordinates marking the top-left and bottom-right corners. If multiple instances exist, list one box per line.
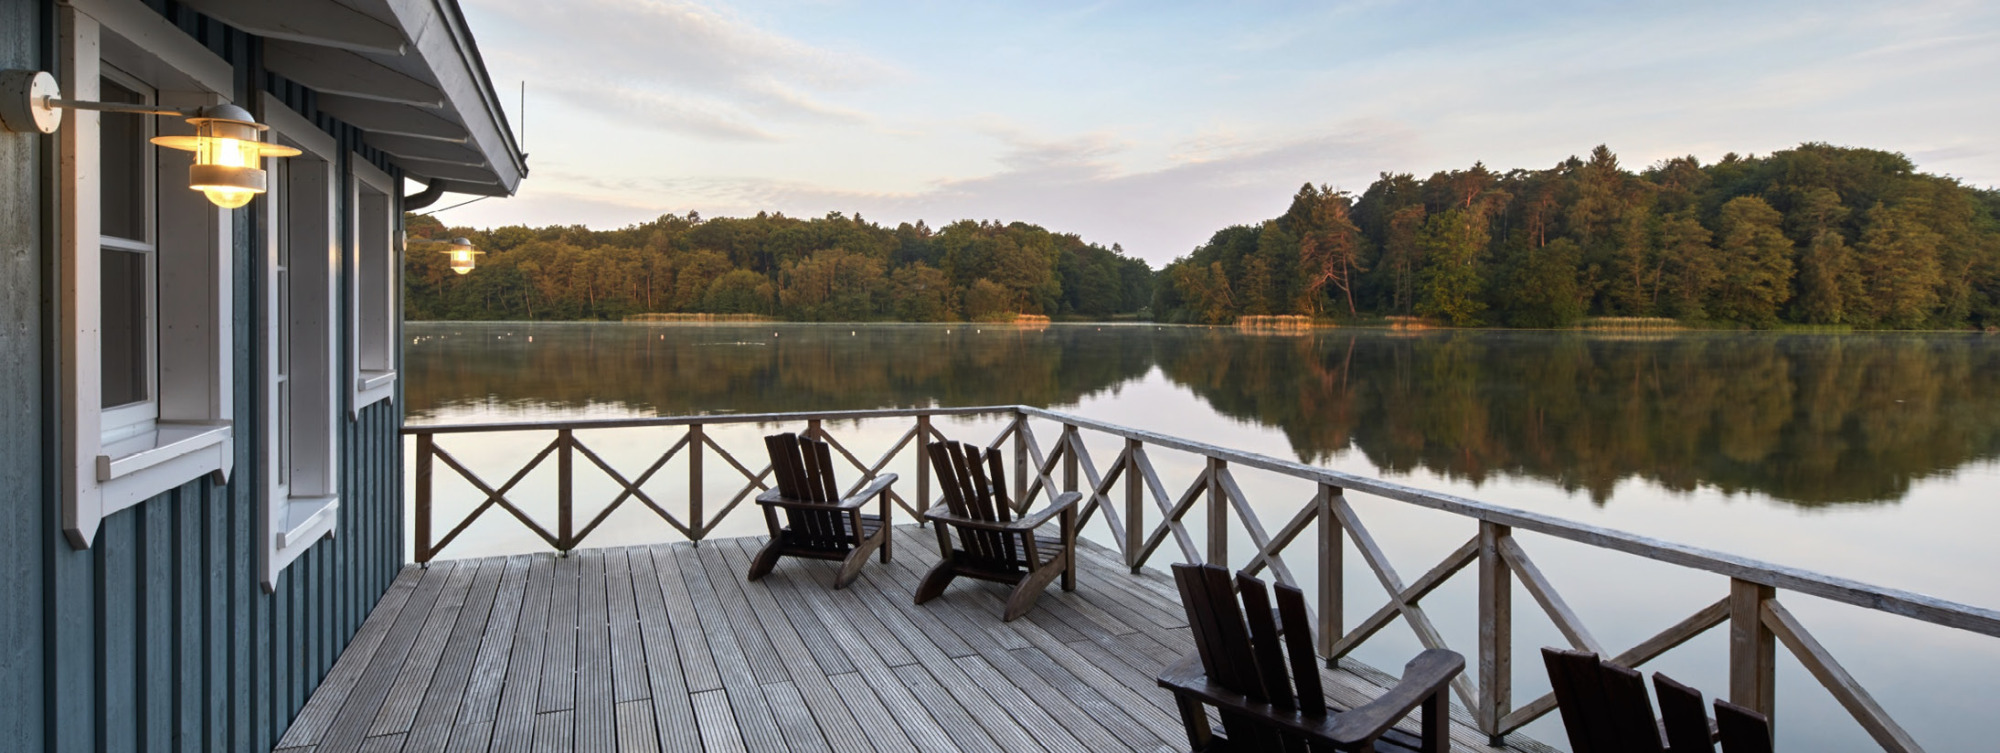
left=287, top=534, right=1544, bottom=753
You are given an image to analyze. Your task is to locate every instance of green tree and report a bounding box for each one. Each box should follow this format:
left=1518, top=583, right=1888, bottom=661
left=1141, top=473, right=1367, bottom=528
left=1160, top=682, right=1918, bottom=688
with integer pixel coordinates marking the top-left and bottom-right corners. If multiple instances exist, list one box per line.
left=704, top=269, right=775, bottom=313
left=1711, top=197, right=1794, bottom=325
left=1415, top=208, right=1488, bottom=325
left=1855, top=201, right=1946, bottom=328
left=890, top=263, right=955, bottom=321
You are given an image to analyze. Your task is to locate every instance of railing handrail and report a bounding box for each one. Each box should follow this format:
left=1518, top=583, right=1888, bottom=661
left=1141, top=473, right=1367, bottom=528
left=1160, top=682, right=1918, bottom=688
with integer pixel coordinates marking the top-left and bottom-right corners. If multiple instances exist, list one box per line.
left=1010, top=405, right=2000, bottom=639
left=402, top=402, right=2000, bottom=639
left=399, top=405, right=1018, bottom=435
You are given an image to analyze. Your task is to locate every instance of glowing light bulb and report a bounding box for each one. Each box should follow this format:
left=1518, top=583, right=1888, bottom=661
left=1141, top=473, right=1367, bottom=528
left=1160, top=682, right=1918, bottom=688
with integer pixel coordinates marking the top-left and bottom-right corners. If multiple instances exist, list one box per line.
left=202, top=187, right=256, bottom=209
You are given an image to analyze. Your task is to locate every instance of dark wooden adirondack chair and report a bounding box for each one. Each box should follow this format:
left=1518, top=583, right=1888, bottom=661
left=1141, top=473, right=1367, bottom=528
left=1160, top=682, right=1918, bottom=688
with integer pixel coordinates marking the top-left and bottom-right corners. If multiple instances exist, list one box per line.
left=915, top=440, right=1078, bottom=621
left=1542, top=647, right=1667, bottom=753
left=1712, top=700, right=1774, bottom=753
left=1159, top=563, right=1465, bottom=753
left=746, top=432, right=897, bottom=589
left=1652, top=672, right=1773, bottom=753
left=1653, top=673, right=1718, bottom=753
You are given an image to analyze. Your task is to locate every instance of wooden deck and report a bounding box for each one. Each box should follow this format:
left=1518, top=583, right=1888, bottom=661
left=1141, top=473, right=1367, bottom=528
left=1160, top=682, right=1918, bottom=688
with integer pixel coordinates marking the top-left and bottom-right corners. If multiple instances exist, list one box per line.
left=276, top=528, right=1549, bottom=753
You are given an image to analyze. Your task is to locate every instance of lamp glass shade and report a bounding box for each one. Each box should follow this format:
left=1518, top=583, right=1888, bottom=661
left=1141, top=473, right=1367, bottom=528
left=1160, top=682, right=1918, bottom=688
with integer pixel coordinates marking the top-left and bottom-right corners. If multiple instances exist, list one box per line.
left=442, top=238, right=483, bottom=275
left=151, top=105, right=301, bottom=209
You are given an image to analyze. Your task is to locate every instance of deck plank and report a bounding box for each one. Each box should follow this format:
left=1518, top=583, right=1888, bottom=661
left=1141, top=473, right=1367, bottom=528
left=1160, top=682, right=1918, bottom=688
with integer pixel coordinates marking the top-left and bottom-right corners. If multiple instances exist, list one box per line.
left=537, top=553, right=580, bottom=713
left=274, top=565, right=420, bottom=748
left=489, top=555, right=555, bottom=753
left=404, top=553, right=508, bottom=750
left=573, top=550, right=617, bottom=753
left=292, top=529, right=1549, bottom=753
left=629, top=547, right=701, bottom=753
left=678, top=542, right=788, bottom=753
left=313, top=563, right=458, bottom=753
left=715, top=539, right=875, bottom=753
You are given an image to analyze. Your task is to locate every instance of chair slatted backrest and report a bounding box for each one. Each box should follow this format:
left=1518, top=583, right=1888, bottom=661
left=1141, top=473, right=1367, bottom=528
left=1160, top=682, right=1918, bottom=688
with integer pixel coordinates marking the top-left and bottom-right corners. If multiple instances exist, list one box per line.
left=928, top=441, right=1020, bottom=566
left=1713, top=700, right=1773, bottom=753
left=766, top=433, right=847, bottom=549
left=1600, top=661, right=1666, bottom=753
left=1652, top=673, right=1718, bottom=753
left=1543, top=648, right=1621, bottom=753
left=1173, top=565, right=1324, bottom=749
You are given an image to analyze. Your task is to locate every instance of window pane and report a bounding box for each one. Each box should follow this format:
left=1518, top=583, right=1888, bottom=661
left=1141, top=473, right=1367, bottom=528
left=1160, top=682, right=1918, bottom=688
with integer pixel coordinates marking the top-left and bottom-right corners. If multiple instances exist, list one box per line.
left=101, top=248, right=147, bottom=407
left=98, top=78, right=147, bottom=242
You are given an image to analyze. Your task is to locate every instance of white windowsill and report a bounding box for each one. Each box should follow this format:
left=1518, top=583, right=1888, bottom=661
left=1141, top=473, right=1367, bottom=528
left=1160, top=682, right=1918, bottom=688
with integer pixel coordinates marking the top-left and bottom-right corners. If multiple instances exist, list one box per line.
left=354, top=369, right=396, bottom=415
left=278, top=494, right=339, bottom=549
left=97, top=421, right=230, bottom=481
left=356, top=370, right=396, bottom=392
left=95, top=421, right=233, bottom=516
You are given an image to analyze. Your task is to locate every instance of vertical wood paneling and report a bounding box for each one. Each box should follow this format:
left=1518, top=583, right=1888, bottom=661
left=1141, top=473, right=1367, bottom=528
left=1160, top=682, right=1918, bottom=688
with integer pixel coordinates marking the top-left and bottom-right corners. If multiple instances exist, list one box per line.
left=96, top=513, right=137, bottom=753
left=1, top=0, right=48, bottom=748
left=7, top=3, right=416, bottom=753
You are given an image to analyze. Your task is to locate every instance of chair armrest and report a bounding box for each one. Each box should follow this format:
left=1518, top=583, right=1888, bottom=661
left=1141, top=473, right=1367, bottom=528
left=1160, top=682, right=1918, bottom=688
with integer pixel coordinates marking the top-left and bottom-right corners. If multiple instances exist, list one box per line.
left=924, top=491, right=1079, bottom=533
left=1156, top=648, right=1465, bottom=747
left=754, top=473, right=899, bottom=513
left=1321, top=649, right=1464, bottom=744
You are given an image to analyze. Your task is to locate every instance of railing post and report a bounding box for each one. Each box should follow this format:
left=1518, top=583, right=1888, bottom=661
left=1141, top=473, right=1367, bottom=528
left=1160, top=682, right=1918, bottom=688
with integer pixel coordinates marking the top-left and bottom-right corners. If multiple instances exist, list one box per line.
left=557, top=429, right=574, bottom=555
left=689, top=424, right=705, bottom=544
left=1206, top=457, right=1227, bottom=565
left=1012, top=411, right=1028, bottom=504
left=1478, top=521, right=1513, bottom=743
left=1318, top=484, right=1342, bottom=660
left=1730, top=578, right=1778, bottom=723
left=1061, top=424, right=1079, bottom=500
left=916, top=415, right=932, bottom=523
left=415, top=432, right=434, bottom=564
left=1125, top=438, right=1143, bottom=573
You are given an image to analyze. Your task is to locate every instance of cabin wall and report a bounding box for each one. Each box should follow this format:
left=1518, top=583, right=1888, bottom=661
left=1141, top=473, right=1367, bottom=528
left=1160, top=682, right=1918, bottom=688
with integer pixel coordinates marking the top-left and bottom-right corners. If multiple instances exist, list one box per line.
left=1, top=0, right=50, bottom=749
left=0, top=1, right=409, bottom=751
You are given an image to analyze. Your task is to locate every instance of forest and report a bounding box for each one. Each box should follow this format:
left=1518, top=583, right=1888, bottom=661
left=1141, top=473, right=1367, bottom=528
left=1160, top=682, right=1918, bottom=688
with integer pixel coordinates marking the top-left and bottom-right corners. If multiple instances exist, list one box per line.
left=410, top=143, right=2000, bottom=329
left=1154, top=143, right=2000, bottom=329
left=405, top=211, right=1155, bottom=322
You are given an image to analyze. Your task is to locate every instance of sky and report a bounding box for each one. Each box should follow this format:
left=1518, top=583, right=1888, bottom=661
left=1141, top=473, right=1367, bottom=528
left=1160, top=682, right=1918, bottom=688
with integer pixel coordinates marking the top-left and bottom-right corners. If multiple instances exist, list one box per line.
left=440, top=0, right=2000, bottom=267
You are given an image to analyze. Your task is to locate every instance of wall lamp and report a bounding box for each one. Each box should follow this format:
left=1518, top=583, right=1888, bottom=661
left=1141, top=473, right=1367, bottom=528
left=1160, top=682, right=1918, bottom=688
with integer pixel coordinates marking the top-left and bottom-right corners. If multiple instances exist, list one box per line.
left=404, top=234, right=485, bottom=275
left=442, top=237, right=483, bottom=275
left=1, top=70, right=301, bottom=208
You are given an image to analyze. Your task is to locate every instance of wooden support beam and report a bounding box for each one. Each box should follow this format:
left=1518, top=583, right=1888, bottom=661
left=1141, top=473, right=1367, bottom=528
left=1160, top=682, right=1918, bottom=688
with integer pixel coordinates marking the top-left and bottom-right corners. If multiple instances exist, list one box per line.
left=1762, top=600, right=1923, bottom=752
left=180, top=0, right=408, bottom=55
left=1478, top=521, right=1512, bottom=738
left=1318, top=484, right=1342, bottom=659
left=1730, top=578, right=1777, bottom=722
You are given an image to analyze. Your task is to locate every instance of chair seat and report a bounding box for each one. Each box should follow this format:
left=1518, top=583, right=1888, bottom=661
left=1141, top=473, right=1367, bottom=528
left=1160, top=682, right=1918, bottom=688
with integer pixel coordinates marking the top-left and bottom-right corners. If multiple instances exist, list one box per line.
left=778, top=513, right=884, bottom=547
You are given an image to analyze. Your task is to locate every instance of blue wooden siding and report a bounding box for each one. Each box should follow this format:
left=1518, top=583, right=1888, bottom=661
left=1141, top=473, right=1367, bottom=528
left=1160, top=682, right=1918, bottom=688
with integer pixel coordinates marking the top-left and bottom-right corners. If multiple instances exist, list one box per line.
left=0, top=1, right=412, bottom=751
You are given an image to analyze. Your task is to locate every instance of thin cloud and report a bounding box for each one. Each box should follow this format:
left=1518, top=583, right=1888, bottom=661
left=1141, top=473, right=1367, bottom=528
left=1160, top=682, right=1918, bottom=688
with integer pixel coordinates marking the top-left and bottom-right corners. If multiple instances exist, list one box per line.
left=470, top=0, right=894, bottom=140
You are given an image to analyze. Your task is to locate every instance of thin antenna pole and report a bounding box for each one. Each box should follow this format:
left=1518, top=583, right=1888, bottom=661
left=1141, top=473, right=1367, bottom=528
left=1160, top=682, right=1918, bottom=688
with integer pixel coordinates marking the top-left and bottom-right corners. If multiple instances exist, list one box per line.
left=519, top=81, right=526, bottom=151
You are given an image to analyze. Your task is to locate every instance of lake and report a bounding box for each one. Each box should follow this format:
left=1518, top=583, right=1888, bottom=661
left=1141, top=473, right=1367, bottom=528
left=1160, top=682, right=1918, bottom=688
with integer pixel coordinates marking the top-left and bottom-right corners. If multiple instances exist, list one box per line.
left=406, top=321, right=2000, bottom=751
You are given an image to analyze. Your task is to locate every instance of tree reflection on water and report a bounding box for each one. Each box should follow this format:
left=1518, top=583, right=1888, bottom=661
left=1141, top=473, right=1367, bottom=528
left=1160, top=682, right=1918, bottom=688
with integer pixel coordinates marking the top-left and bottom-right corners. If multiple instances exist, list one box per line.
left=407, top=323, right=2000, bottom=508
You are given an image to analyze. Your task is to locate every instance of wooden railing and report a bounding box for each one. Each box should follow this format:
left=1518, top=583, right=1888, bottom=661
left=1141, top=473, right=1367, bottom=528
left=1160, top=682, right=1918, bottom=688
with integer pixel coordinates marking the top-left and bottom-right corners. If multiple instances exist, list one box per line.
left=404, top=405, right=2000, bottom=751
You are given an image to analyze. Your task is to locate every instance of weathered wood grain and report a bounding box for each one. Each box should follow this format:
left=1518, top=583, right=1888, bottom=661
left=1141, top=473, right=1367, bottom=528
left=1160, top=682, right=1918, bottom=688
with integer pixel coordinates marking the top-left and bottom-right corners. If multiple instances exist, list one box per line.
left=293, top=533, right=1547, bottom=753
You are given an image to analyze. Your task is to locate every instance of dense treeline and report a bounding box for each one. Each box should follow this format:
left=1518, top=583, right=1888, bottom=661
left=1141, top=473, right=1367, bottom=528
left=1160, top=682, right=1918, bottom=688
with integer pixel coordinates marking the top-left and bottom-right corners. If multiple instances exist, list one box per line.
left=406, top=211, right=1155, bottom=322
left=1155, top=144, right=2000, bottom=329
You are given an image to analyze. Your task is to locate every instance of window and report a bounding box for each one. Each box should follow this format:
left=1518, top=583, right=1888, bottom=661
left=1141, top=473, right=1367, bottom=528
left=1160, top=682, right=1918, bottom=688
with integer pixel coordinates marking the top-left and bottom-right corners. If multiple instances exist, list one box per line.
left=97, top=72, right=156, bottom=445
left=351, top=159, right=397, bottom=411
left=59, top=3, right=235, bottom=549
left=260, top=99, right=341, bottom=590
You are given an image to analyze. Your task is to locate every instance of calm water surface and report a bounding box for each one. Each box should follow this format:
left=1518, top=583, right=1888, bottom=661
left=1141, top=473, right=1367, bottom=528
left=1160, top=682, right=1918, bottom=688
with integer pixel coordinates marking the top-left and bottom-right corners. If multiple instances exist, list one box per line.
left=407, top=322, right=2000, bottom=751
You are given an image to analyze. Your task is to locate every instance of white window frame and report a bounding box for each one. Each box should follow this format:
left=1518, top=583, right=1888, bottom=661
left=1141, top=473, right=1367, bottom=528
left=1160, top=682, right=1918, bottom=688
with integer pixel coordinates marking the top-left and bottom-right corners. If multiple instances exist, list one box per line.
left=260, top=97, right=343, bottom=590
left=350, top=158, right=398, bottom=412
left=58, top=0, right=236, bottom=549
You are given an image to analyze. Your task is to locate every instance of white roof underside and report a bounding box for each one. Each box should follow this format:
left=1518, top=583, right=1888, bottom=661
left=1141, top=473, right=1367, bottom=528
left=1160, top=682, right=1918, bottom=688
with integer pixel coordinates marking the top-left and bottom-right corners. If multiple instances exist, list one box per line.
left=182, top=0, right=527, bottom=197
